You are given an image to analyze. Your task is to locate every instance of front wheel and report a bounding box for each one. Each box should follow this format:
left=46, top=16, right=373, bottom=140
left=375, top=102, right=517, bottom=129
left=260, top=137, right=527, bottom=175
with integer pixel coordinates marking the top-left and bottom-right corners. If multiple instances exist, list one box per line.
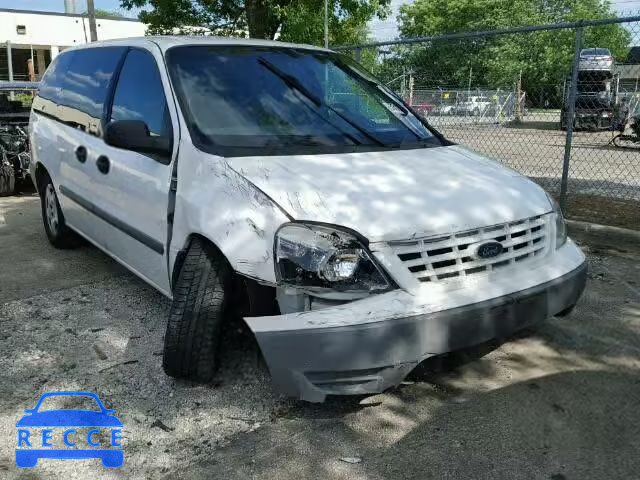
left=163, top=238, right=232, bottom=382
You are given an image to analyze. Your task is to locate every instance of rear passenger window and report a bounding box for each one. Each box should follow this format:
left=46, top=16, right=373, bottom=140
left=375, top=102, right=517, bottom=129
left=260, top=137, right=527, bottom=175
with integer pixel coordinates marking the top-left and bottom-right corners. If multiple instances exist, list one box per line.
left=33, top=47, right=125, bottom=135
left=109, top=49, right=170, bottom=138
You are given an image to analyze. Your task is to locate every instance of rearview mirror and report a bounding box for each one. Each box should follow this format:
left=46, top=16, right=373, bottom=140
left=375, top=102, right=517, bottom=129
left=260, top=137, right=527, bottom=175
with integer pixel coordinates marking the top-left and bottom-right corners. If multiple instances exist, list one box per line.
left=104, top=120, right=172, bottom=160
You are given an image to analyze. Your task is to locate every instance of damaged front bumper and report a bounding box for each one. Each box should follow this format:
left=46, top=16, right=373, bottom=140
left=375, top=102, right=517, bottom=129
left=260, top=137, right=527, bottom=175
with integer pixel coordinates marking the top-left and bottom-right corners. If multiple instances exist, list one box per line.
left=245, top=241, right=587, bottom=402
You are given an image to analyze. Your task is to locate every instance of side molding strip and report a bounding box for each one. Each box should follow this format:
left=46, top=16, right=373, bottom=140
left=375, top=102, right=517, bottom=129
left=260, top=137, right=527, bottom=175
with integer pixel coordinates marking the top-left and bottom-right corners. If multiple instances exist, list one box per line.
left=59, top=185, right=165, bottom=255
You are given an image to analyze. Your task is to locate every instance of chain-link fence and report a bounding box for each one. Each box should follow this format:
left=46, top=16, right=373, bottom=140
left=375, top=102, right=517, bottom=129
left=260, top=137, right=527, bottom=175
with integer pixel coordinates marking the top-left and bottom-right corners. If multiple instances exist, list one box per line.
left=337, top=16, right=640, bottom=230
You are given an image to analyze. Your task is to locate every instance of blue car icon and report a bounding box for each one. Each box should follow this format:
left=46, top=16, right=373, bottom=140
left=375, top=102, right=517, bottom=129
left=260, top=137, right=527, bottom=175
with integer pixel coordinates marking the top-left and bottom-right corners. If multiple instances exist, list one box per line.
left=16, top=391, right=123, bottom=468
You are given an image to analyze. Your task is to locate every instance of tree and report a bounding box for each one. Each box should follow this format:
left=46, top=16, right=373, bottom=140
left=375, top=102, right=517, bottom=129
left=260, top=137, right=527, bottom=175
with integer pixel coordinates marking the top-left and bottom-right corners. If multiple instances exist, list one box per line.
left=392, top=0, right=631, bottom=101
left=120, top=0, right=390, bottom=46
left=83, top=8, right=126, bottom=18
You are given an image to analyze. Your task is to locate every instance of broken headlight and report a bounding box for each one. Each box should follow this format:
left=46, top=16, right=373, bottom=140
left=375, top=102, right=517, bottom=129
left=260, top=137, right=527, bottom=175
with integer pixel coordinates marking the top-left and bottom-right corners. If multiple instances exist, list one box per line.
left=547, top=193, right=567, bottom=248
left=274, top=223, right=391, bottom=293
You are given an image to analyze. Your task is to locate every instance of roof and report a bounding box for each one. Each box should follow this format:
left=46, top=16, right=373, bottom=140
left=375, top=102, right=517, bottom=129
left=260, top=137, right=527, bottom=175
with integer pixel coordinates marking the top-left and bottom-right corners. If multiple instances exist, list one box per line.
left=59, top=35, right=333, bottom=54
left=0, top=7, right=141, bottom=22
left=0, top=81, right=39, bottom=91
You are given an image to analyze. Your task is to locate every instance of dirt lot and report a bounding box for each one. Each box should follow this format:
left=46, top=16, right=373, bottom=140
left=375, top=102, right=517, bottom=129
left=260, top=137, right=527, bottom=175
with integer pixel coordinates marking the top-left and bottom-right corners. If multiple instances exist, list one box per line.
left=1, top=194, right=640, bottom=479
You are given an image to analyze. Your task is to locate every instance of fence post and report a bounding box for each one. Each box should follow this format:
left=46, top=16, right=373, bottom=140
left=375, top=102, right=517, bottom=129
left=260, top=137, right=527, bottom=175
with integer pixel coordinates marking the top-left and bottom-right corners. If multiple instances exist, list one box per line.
left=354, top=48, right=362, bottom=62
left=6, top=40, right=13, bottom=82
left=560, top=25, right=582, bottom=213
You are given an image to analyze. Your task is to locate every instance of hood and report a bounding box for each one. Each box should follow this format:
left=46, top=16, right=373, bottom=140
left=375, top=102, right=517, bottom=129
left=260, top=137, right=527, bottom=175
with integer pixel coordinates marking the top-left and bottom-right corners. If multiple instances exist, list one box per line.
left=225, top=145, right=552, bottom=242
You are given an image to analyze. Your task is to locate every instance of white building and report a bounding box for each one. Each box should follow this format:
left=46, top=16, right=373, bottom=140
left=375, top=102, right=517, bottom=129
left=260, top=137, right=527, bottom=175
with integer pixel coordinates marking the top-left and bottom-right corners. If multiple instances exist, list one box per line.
left=0, top=7, right=146, bottom=81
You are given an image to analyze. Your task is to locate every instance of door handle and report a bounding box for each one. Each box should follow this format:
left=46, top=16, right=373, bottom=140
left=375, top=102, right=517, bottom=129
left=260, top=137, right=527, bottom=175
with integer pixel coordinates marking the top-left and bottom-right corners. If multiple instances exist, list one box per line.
left=96, top=155, right=110, bottom=174
left=75, top=146, right=87, bottom=163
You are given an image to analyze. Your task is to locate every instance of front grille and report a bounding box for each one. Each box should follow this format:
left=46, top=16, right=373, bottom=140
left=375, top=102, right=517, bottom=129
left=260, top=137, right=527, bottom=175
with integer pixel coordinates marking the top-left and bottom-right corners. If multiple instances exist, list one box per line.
left=388, top=215, right=550, bottom=283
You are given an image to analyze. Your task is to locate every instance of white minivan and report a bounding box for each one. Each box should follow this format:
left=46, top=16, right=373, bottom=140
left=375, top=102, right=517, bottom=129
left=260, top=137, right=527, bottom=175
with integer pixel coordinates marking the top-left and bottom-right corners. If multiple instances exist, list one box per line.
left=30, top=37, right=587, bottom=402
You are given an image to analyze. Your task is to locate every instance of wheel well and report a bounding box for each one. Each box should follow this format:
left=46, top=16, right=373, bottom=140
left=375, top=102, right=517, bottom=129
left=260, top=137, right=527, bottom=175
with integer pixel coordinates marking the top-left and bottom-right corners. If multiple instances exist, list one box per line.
left=33, top=162, right=50, bottom=195
left=171, top=234, right=279, bottom=317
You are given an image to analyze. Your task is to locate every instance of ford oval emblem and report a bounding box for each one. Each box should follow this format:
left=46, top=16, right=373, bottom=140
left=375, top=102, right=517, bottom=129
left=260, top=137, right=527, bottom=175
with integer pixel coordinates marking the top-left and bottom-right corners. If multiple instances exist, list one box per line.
left=475, top=241, right=504, bottom=259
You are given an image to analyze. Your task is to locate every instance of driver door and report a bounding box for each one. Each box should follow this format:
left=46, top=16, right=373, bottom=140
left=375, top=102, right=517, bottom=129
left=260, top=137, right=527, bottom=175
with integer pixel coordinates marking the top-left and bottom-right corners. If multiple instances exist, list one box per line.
left=84, top=47, right=176, bottom=295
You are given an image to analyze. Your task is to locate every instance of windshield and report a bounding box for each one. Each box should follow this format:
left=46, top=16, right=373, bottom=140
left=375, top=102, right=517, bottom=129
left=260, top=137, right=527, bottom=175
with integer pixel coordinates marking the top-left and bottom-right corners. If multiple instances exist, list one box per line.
left=581, top=48, right=611, bottom=57
left=166, top=46, right=440, bottom=156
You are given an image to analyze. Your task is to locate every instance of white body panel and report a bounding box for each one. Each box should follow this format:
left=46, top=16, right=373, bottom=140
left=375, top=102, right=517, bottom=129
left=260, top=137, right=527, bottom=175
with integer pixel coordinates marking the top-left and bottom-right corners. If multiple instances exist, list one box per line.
left=168, top=141, right=290, bottom=285
left=30, top=36, right=572, bottom=305
left=224, top=145, right=551, bottom=242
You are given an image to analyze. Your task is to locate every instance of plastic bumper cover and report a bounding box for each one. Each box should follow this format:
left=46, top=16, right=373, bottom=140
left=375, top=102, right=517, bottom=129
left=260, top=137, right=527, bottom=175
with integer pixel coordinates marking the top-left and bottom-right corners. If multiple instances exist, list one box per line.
left=246, top=249, right=587, bottom=402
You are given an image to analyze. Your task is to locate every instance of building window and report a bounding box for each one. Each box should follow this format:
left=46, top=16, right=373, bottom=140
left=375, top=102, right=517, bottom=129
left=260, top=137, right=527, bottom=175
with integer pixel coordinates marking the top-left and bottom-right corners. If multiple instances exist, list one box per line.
left=16, top=25, right=26, bottom=35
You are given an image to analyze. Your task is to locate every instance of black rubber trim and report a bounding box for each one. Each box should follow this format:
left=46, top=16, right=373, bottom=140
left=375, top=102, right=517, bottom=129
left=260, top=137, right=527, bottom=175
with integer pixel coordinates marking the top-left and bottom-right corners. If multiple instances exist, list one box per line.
left=59, top=185, right=164, bottom=254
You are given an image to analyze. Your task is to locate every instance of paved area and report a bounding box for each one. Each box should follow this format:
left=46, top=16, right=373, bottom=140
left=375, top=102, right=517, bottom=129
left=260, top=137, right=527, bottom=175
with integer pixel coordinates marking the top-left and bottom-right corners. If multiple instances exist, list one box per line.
left=427, top=112, right=640, bottom=230
left=1, top=195, right=640, bottom=479
left=432, top=113, right=640, bottom=203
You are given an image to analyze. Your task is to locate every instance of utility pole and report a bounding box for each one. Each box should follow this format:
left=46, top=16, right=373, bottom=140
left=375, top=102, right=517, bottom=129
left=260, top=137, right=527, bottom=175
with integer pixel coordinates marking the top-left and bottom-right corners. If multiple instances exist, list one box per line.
left=87, top=0, right=98, bottom=42
left=324, top=0, right=329, bottom=48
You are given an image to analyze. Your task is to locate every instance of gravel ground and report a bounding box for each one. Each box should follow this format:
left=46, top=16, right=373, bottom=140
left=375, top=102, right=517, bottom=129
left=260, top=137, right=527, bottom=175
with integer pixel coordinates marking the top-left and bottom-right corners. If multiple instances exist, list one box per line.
left=1, top=195, right=640, bottom=479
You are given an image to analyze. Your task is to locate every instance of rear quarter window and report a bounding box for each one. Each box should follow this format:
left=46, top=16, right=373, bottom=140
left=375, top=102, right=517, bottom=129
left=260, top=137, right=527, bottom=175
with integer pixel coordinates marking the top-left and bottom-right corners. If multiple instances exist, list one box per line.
left=34, top=47, right=126, bottom=135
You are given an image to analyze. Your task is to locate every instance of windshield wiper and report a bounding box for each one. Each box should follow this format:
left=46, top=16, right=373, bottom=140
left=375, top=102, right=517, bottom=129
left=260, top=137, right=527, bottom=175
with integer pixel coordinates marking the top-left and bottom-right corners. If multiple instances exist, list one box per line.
left=338, top=64, right=409, bottom=116
left=257, top=57, right=385, bottom=147
left=258, top=58, right=322, bottom=107
left=336, top=62, right=433, bottom=141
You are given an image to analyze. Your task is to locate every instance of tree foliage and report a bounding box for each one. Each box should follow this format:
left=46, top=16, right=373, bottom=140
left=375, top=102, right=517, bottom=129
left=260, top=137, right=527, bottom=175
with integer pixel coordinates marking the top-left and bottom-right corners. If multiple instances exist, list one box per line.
left=120, top=0, right=389, bottom=46
left=390, top=0, right=631, bottom=96
left=83, top=8, right=126, bottom=18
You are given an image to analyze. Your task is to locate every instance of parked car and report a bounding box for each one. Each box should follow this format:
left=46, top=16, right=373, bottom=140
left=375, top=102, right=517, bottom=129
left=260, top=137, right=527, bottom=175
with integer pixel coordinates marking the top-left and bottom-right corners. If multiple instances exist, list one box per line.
left=411, top=102, right=437, bottom=116
left=578, top=48, right=614, bottom=74
left=30, top=38, right=587, bottom=402
left=438, top=104, right=455, bottom=115
left=456, top=95, right=492, bottom=116
left=0, top=81, right=38, bottom=196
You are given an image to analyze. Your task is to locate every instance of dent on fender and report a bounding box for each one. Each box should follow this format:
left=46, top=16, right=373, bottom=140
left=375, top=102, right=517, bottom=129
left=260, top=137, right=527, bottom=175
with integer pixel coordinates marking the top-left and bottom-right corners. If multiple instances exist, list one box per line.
left=169, top=143, right=291, bottom=285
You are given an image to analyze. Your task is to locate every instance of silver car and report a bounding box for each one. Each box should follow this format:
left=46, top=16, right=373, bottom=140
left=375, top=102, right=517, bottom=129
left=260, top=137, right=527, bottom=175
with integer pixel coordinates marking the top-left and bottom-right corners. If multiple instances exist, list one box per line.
left=578, top=48, right=614, bottom=73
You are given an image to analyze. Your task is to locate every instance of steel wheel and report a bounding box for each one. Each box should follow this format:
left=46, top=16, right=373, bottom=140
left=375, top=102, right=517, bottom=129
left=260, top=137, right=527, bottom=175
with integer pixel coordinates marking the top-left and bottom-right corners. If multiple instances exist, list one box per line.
left=45, top=183, right=59, bottom=234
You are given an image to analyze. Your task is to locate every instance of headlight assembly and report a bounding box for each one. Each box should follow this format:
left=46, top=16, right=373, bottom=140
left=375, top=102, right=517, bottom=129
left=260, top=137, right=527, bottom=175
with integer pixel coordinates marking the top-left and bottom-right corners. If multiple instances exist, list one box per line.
left=274, top=223, right=392, bottom=293
left=546, top=193, right=567, bottom=248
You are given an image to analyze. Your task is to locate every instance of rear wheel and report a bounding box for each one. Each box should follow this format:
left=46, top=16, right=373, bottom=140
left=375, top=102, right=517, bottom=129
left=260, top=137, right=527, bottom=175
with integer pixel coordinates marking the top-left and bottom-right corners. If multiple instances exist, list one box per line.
left=0, top=156, right=15, bottom=196
left=163, top=238, right=232, bottom=382
left=39, top=174, right=81, bottom=248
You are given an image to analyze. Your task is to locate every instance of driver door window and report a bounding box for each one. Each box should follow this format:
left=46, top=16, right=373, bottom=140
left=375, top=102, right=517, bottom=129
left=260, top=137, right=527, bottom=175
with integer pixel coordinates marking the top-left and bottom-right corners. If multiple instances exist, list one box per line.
left=109, top=48, right=172, bottom=141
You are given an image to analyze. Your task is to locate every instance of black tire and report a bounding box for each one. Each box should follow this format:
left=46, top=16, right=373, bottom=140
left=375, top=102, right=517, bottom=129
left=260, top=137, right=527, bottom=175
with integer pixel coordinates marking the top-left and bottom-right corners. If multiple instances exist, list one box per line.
left=163, top=238, right=232, bottom=382
left=39, top=173, right=81, bottom=248
left=555, top=304, right=576, bottom=317
left=0, top=159, right=15, bottom=196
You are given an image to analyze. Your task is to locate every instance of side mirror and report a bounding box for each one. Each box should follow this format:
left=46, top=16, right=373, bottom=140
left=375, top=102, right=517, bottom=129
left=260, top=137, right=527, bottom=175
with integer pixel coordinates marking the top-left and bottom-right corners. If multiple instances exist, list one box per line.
left=104, top=120, right=172, bottom=159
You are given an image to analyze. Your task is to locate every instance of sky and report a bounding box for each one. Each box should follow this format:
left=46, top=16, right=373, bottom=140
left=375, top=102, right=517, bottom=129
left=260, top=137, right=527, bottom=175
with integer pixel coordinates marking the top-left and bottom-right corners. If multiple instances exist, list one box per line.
left=0, top=0, right=139, bottom=17
left=1, top=0, right=639, bottom=39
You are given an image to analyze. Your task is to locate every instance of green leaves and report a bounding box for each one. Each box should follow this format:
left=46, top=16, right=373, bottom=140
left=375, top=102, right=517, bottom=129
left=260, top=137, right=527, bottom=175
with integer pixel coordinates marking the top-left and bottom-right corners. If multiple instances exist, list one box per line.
left=392, top=0, right=630, bottom=95
left=120, top=0, right=389, bottom=44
